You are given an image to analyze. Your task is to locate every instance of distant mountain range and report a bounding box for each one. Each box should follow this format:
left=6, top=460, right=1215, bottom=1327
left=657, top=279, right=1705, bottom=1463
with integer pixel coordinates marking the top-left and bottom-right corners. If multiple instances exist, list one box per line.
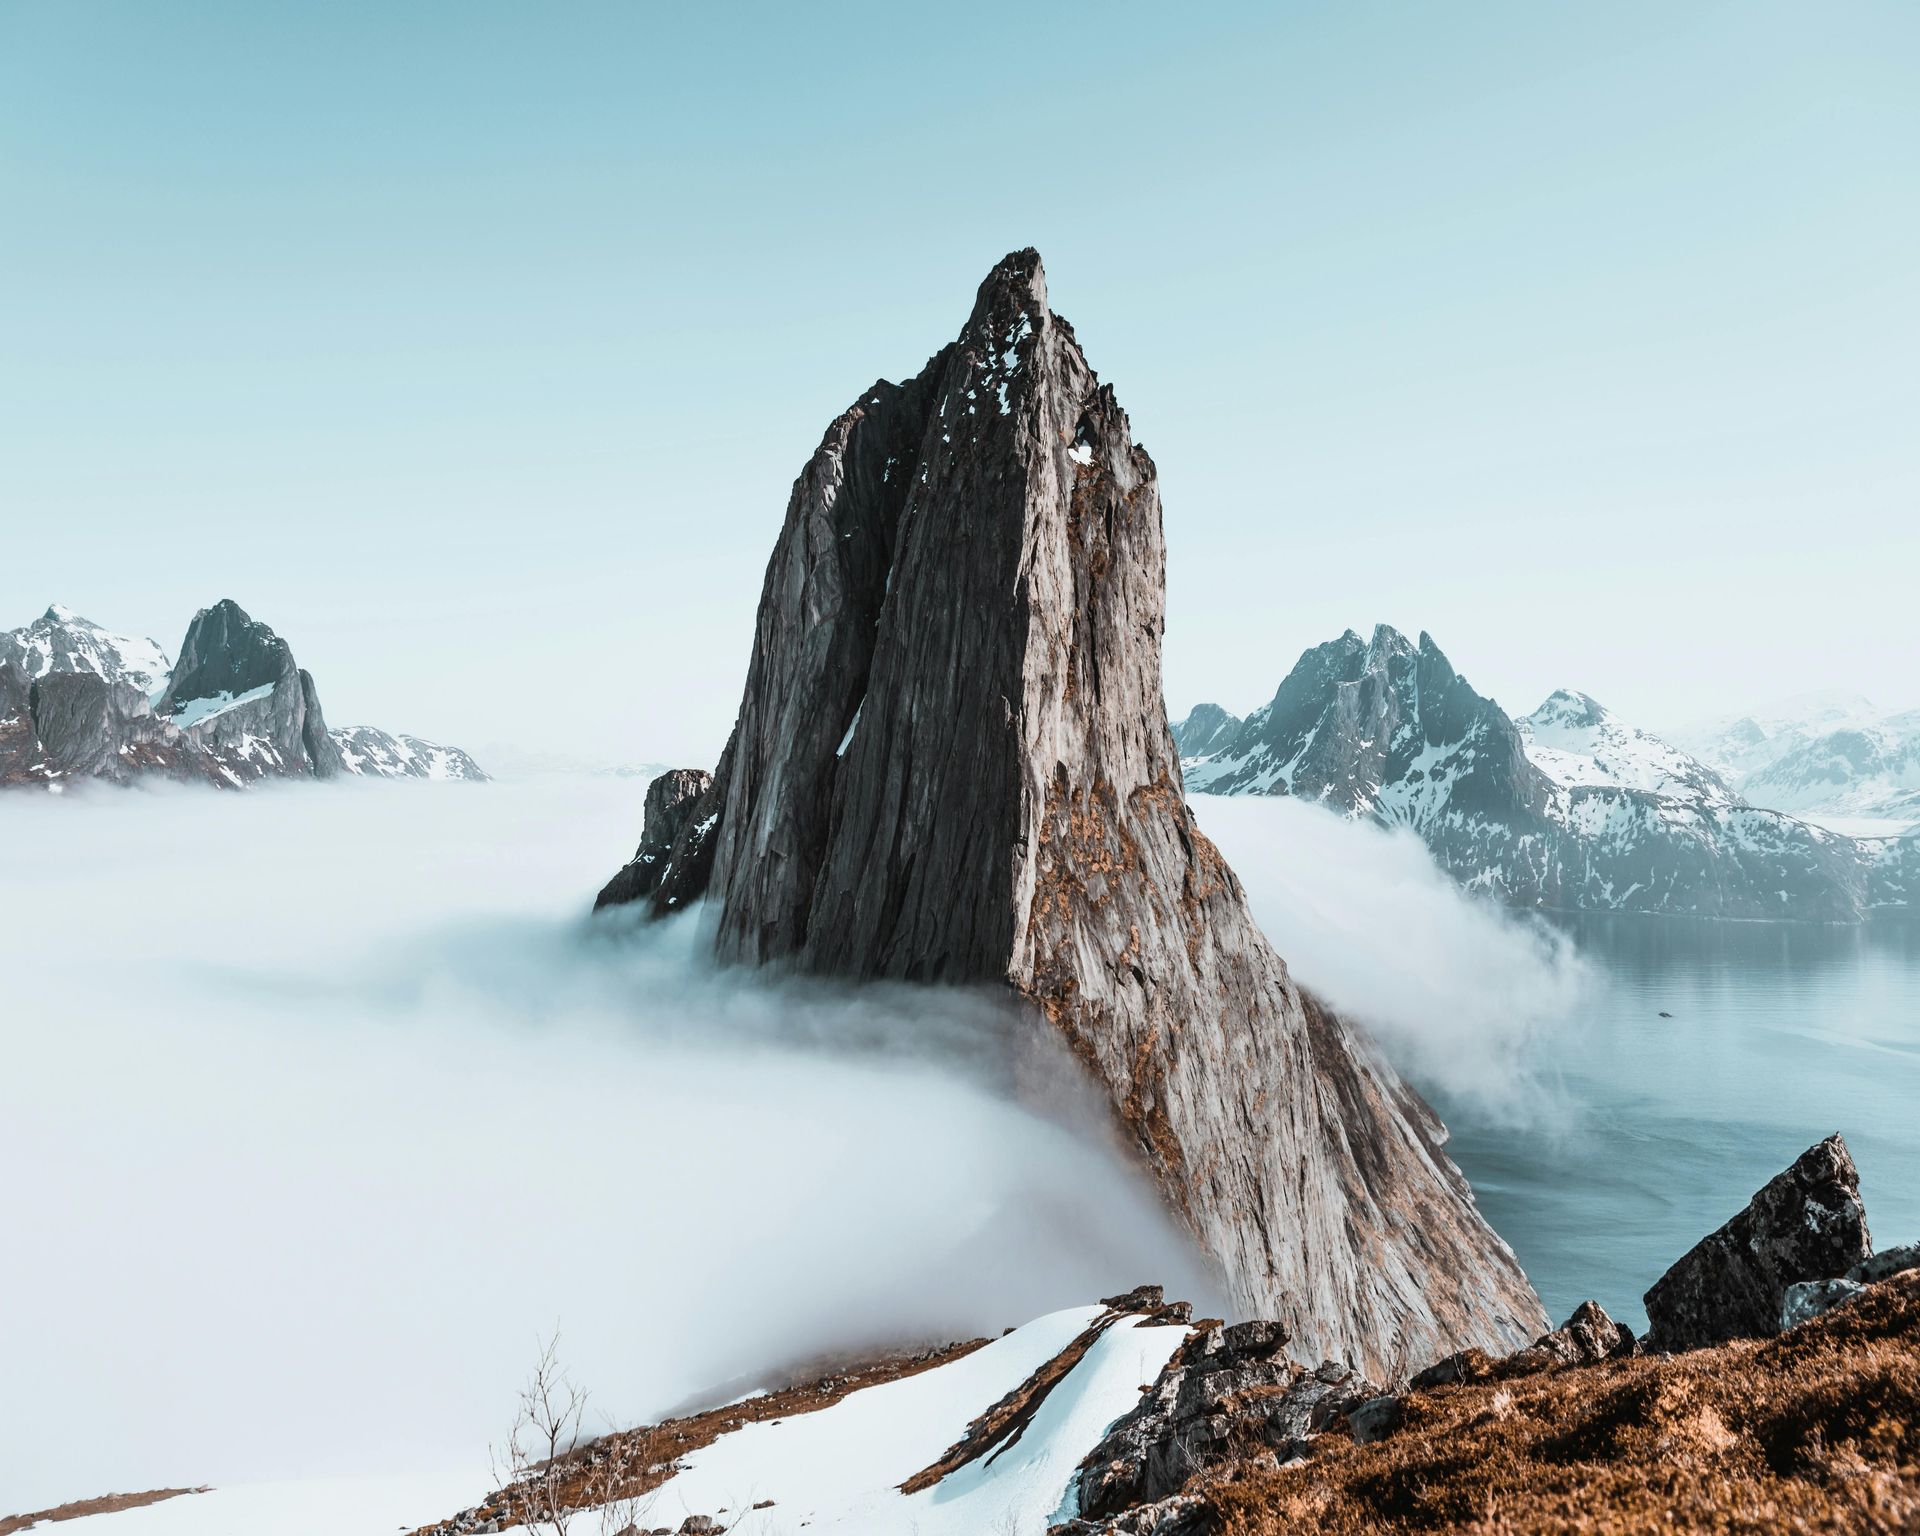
left=1671, top=693, right=1920, bottom=828
left=0, top=601, right=485, bottom=790
left=1174, top=626, right=1913, bottom=922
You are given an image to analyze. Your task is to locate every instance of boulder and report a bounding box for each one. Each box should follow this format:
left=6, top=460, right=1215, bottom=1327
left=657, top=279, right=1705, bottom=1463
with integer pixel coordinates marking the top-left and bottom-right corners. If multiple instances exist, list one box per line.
left=1499, top=1299, right=1635, bottom=1377
left=1781, top=1277, right=1868, bottom=1329
left=1850, top=1242, right=1920, bottom=1286
left=1409, top=1347, right=1498, bottom=1391
left=1347, top=1394, right=1405, bottom=1445
left=1643, top=1135, right=1871, bottom=1352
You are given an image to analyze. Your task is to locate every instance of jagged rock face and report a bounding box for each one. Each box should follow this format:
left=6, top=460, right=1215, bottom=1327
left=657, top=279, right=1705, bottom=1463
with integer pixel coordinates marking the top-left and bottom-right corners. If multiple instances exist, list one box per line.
left=599, top=249, right=1546, bottom=1372
left=595, top=767, right=717, bottom=912
left=1189, top=625, right=1555, bottom=820
left=1181, top=628, right=1896, bottom=921
left=1643, top=1135, right=1871, bottom=1353
left=1169, top=703, right=1241, bottom=759
left=1073, top=1321, right=1375, bottom=1521
left=1, top=659, right=220, bottom=787
left=157, top=599, right=340, bottom=781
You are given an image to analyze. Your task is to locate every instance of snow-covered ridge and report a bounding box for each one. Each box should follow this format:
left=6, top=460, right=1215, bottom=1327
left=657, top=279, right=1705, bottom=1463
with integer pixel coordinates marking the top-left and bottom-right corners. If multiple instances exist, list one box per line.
left=1518, top=689, right=1736, bottom=809
left=332, top=725, right=487, bottom=782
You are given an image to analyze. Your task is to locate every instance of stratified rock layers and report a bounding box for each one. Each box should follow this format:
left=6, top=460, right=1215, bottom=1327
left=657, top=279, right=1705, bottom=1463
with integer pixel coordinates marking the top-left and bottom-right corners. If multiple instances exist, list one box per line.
left=600, top=250, right=1545, bottom=1370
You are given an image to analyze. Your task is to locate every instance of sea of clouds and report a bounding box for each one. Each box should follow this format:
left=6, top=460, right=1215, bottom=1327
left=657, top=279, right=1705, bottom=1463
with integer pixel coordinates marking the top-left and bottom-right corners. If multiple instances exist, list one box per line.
left=0, top=774, right=1584, bottom=1512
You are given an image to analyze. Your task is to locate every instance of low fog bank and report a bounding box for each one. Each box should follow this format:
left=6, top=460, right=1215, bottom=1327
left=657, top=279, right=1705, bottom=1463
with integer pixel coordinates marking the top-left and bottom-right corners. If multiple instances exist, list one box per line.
left=0, top=778, right=1206, bottom=1512
left=1190, top=794, right=1589, bottom=1123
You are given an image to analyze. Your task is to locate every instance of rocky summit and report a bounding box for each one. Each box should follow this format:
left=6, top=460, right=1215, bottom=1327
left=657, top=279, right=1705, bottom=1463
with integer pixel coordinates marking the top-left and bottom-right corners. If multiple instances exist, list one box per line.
left=1177, top=624, right=1907, bottom=921
left=0, top=599, right=486, bottom=789
left=596, top=249, right=1544, bottom=1374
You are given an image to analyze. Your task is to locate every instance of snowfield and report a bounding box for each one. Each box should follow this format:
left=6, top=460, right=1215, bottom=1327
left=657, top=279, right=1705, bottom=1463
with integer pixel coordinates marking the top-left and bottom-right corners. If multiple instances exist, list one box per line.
left=31, top=1308, right=1187, bottom=1536
left=539, top=1306, right=1188, bottom=1536
left=21, top=1470, right=486, bottom=1536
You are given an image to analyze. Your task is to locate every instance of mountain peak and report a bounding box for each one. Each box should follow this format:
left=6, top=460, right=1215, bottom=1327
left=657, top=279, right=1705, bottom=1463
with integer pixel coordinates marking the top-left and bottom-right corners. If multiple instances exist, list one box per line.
left=596, top=257, right=1544, bottom=1369
left=970, top=246, right=1047, bottom=320
left=1527, top=688, right=1610, bottom=728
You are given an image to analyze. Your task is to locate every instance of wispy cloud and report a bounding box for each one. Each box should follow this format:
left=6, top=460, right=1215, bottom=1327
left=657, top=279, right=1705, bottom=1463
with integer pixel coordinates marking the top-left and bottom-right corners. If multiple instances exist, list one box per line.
left=1192, top=793, right=1589, bottom=1123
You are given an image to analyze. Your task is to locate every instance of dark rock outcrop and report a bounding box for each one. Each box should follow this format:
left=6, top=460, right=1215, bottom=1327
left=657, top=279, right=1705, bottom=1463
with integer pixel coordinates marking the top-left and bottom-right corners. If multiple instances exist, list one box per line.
left=595, top=768, right=719, bottom=913
left=597, top=249, right=1544, bottom=1375
left=1644, top=1134, right=1871, bottom=1353
left=1073, top=1318, right=1376, bottom=1520
left=1496, top=1299, right=1636, bottom=1377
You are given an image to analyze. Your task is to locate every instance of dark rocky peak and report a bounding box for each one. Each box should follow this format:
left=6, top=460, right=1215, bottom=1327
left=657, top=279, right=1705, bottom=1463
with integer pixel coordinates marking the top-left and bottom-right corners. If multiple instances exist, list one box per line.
left=597, top=249, right=1545, bottom=1373
left=1190, top=622, right=1553, bottom=827
left=158, top=598, right=298, bottom=713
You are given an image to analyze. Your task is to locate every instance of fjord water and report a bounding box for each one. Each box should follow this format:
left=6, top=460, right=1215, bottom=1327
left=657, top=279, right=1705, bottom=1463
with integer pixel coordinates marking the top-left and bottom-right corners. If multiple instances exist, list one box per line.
left=1443, top=916, right=1920, bottom=1331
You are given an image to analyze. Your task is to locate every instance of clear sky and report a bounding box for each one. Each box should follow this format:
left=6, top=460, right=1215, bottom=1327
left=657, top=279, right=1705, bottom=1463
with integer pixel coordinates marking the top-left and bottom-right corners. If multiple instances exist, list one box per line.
left=3, top=2, right=1915, bottom=765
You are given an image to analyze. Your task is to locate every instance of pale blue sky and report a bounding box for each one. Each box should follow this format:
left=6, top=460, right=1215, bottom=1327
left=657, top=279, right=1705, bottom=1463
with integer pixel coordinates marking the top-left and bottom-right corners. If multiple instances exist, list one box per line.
left=3, top=2, right=1915, bottom=764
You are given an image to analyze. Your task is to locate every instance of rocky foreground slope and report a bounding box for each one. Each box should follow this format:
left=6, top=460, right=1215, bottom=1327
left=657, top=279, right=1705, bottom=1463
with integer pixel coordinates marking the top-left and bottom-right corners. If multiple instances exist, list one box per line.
left=0, top=600, right=484, bottom=789
left=1176, top=625, right=1912, bottom=921
left=597, top=250, right=1542, bottom=1373
left=409, top=1137, right=1917, bottom=1536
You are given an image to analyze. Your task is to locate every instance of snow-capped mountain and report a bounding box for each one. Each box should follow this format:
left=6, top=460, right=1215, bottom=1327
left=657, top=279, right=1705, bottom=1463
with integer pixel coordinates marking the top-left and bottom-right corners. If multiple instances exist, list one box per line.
left=332, top=725, right=486, bottom=781
left=1176, top=627, right=1903, bottom=921
left=1517, top=689, right=1738, bottom=807
left=1738, top=712, right=1920, bottom=824
left=1669, top=693, right=1920, bottom=829
left=1671, top=690, right=1881, bottom=784
left=0, top=600, right=487, bottom=790
left=0, top=603, right=172, bottom=696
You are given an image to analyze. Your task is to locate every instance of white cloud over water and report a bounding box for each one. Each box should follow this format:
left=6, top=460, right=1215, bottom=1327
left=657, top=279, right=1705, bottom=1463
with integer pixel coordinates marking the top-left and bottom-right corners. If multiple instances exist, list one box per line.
left=1190, top=793, right=1588, bottom=1121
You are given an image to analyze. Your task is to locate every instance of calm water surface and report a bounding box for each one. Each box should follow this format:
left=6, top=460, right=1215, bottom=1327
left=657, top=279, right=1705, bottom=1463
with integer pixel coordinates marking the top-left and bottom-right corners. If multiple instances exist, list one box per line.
left=1442, top=917, right=1920, bottom=1332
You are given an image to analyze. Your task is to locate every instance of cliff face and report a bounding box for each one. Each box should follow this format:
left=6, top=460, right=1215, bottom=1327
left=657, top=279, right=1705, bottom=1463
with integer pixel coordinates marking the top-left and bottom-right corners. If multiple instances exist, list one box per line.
left=597, top=250, right=1545, bottom=1370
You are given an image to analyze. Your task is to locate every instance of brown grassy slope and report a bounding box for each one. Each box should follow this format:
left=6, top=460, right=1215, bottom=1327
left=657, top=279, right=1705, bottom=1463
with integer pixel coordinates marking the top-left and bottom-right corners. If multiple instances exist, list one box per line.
left=1204, top=1271, right=1920, bottom=1535
left=0, top=1488, right=204, bottom=1533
